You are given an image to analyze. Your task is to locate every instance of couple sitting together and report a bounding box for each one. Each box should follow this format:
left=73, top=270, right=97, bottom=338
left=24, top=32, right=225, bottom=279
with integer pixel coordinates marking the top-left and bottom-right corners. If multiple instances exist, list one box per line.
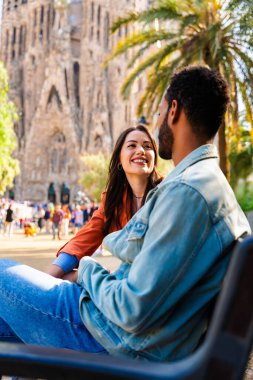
left=0, top=66, right=250, bottom=364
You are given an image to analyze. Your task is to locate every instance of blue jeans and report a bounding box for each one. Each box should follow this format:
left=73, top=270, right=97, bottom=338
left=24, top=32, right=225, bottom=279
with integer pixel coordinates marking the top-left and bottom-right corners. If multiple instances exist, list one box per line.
left=0, top=259, right=106, bottom=353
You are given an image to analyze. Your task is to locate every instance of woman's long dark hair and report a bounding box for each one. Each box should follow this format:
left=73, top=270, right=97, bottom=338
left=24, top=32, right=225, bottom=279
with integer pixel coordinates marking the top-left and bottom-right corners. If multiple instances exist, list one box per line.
left=104, top=124, right=162, bottom=235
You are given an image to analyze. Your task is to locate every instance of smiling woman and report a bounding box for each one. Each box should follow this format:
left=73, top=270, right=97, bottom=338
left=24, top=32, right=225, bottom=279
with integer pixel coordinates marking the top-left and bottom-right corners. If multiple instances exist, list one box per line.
left=47, top=124, right=163, bottom=280
left=120, top=130, right=155, bottom=189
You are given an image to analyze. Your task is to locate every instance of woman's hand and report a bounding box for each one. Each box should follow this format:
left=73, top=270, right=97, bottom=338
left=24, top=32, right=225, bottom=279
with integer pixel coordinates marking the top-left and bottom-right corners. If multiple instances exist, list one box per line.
left=47, top=264, right=65, bottom=278
left=62, top=270, right=78, bottom=282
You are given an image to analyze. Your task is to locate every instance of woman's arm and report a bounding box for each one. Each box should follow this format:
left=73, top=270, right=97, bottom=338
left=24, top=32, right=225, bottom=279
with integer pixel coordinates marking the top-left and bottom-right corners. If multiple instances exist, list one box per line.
left=48, top=193, right=107, bottom=278
left=47, top=252, right=79, bottom=277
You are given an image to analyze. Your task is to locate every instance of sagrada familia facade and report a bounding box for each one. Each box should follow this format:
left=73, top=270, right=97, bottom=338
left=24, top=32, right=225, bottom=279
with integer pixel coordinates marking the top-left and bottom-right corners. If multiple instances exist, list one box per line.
left=0, top=0, right=149, bottom=203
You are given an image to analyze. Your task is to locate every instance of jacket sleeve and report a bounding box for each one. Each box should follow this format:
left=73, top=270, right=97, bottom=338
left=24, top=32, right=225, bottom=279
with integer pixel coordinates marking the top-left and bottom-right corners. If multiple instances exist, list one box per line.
left=77, top=183, right=217, bottom=333
left=56, top=192, right=107, bottom=260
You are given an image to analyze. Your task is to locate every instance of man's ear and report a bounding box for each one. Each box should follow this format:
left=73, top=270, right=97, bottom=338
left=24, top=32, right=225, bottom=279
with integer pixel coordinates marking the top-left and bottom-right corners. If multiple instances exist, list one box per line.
left=169, top=100, right=180, bottom=124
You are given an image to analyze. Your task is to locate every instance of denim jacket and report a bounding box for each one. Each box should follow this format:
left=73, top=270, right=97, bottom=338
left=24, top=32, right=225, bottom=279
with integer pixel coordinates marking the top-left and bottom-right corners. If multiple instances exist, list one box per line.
left=77, top=145, right=251, bottom=362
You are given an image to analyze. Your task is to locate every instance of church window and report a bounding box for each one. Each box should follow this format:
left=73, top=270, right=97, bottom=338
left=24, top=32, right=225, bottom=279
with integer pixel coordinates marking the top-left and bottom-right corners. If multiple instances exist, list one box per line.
left=91, top=2, right=94, bottom=22
left=23, top=25, right=27, bottom=52
left=52, top=132, right=66, bottom=144
left=104, top=13, right=109, bottom=49
left=40, top=5, right=44, bottom=23
left=47, top=86, right=63, bottom=111
left=94, top=134, right=102, bottom=148
left=21, top=0, right=28, bottom=4
left=52, top=8, right=56, bottom=26
left=97, top=5, right=101, bottom=43
left=19, top=26, right=23, bottom=56
left=11, top=27, right=16, bottom=60
left=34, top=9, right=37, bottom=26
left=47, top=6, right=51, bottom=42
left=39, top=6, right=44, bottom=42
left=5, top=30, right=9, bottom=62
left=7, top=1, right=11, bottom=11
left=73, top=62, right=80, bottom=108
left=14, top=0, right=18, bottom=9
left=97, top=5, right=101, bottom=25
left=90, top=26, right=93, bottom=39
left=32, top=9, right=37, bottom=46
left=49, top=133, right=67, bottom=174
left=64, top=69, right=69, bottom=99
left=12, top=27, right=16, bottom=44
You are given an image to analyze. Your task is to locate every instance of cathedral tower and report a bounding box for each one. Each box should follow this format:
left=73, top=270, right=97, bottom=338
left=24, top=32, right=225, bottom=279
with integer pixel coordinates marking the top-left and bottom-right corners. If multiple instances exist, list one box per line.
left=0, top=0, right=146, bottom=202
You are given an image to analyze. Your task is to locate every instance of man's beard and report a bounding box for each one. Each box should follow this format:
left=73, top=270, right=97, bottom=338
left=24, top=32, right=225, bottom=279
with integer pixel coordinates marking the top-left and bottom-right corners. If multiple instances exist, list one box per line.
left=158, top=112, right=174, bottom=160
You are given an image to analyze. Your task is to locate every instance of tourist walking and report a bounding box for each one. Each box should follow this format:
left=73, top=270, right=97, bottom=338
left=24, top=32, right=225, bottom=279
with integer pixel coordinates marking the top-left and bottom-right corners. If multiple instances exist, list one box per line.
left=0, top=205, right=6, bottom=234
left=4, top=204, right=15, bottom=237
left=35, top=206, right=45, bottom=233
left=44, top=205, right=52, bottom=234
left=73, top=205, right=84, bottom=234
left=52, top=204, right=64, bottom=240
left=62, top=204, right=71, bottom=238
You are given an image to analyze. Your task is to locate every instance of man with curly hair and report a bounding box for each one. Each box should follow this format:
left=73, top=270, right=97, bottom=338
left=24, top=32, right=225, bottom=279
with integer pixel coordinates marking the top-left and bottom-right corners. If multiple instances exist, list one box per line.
left=0, top=66, right=250, bottom=364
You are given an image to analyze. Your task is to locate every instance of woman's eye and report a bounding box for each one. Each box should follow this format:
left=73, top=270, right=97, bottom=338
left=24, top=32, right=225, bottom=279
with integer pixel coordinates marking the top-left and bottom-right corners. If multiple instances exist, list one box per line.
left=128, top=144, right=136, bottom=148
left=144, top=145, right=152, bottom=150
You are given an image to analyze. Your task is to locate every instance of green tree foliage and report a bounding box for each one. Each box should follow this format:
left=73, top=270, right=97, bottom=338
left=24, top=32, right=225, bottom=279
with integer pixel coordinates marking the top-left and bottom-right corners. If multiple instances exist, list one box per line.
left=0, top=62, right=19, bottom=195
left=157, top=157, right=174, bottom=177
left=105, top=0, right=253, bottom=177
left=229, top=118, right=253, bottom=211
left=79, top=152, right=110, bottom=201
left=234, top=179, right=253, bottom=212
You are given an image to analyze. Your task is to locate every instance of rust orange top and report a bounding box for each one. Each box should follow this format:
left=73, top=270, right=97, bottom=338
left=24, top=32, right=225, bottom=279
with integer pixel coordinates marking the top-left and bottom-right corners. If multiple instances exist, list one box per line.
left=57, top=191, right=130, bottom=260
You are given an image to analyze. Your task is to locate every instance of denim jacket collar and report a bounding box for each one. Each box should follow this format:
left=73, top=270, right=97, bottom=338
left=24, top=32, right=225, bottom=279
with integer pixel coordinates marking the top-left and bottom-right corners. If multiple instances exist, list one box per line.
left=162, top=144, right=218, bottom=183
left=147, top=144, right=218, bottom=202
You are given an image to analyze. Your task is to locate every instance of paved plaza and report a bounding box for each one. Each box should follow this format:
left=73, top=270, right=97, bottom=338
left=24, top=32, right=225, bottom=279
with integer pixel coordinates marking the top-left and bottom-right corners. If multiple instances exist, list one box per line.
left=0, top=230, right=121, bottom=273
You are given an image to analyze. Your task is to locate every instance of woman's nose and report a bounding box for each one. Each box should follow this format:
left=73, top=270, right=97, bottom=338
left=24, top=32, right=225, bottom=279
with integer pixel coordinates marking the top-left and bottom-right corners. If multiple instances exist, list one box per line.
left=136, top=145, right=145, bottom=154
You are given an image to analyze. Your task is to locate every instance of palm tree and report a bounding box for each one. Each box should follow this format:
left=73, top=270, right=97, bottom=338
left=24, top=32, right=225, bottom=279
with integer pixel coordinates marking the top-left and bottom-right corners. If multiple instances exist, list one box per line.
left=105, top=0, right=253, bottom=177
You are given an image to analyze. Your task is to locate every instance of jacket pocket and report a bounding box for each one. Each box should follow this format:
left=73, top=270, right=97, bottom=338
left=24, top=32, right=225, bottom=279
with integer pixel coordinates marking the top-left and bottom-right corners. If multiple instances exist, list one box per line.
left=124, top=219, right=148, bottom=261
left=127, top=219, right=148, bottom=241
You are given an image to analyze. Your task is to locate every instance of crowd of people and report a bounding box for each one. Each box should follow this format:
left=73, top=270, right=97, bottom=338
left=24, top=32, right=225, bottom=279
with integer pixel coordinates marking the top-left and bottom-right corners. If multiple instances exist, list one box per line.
left=0, top=199, right=99, bottom=239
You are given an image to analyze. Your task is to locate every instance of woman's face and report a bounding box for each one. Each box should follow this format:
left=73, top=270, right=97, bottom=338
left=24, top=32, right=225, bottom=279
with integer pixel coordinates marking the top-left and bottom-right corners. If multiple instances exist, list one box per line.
left=119, top=130, right=155, bottom=179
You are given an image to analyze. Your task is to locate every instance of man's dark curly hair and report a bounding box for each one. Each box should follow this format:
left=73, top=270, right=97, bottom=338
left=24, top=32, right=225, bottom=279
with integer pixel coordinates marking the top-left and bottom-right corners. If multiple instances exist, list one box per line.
left=165, top=66, right=230, bottom=139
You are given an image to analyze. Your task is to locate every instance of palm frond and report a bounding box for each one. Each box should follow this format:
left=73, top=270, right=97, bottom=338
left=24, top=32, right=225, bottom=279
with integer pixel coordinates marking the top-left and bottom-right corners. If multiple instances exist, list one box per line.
left=111, top=0, right=181, bottom=33
left=136, top=57, right=186, bottom=117
left=104, top=29, right=176, bottom=67
left=120, top=42, right=183, bottom=99
left=111, top=12, right=141, bottom=33
left=238, top=80, right=253, bottom=127
left=126, top=31, right=177, bottom=69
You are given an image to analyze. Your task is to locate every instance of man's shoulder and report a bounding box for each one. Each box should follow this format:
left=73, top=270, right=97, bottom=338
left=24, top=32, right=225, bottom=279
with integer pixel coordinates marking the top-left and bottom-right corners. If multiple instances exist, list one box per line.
left=156, top=158, right=235, bottom=211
